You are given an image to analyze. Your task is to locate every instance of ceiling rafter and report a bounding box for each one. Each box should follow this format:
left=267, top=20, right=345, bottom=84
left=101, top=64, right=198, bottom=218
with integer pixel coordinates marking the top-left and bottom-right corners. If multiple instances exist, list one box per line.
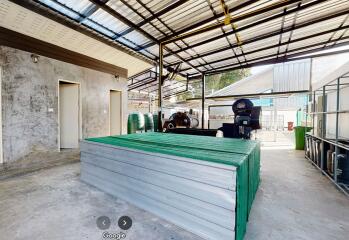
left=160, top=0, right=301, bottom=43
left=323, top=14, right=349, bottom=48
left=283, top=2, right=301, bottom=57
left=88, top=0, right=159, bottom=44
left=166, top=5, right=349, bottom=67
left=132, top=0, right=213, bottom=71
left=163, top=0, right=327, bottom=58
left=142, top=0, right=258, bottom=49
left=87, top=0, right=202, bottom=74
left=116, top=0, right=190, bottom=39
left=276, top=8, right=287, bottom=59
left=176, top=24, right=349, bottom=72
left=206, top=0, right=243, bottom=68
left=190, top=39, right=349, bottom=77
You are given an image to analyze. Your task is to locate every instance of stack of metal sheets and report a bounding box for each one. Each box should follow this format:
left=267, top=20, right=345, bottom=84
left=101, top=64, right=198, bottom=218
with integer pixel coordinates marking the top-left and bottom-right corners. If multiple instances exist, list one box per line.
left=80, top=133, right=260, bottom=240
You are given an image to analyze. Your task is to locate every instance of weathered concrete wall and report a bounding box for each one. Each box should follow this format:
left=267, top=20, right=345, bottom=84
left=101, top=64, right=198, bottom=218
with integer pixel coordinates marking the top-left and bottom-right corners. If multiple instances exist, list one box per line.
left=0, top=46, right=128, bottom=163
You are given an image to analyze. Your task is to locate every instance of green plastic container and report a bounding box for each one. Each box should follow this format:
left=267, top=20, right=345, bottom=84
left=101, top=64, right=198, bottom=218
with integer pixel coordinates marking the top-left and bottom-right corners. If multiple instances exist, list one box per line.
left=144, top=113, right=154, bottom=132
left=294, top=126, right=312, bottom=150
left=153, top=114, right=158, bottom=132
left=127, top=113, right=145, bottom=134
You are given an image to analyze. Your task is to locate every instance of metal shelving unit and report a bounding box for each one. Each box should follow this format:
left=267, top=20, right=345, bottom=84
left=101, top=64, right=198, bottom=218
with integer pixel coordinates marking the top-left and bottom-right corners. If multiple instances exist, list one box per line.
left=305, top=71, right=349, bottom=196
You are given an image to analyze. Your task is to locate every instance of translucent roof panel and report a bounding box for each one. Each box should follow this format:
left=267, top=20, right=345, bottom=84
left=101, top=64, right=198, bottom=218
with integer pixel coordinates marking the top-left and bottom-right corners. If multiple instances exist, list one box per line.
left=54, top=0, right=93, bottom=13
left=107, top=0, right=148, bottom=24
left=38, top=0, right=81, bottom=20
left=32, top=0, right=349, bottom=95
left=82, top=18, right=115, bottom=38
left=89, top=8, right=129, bottom=33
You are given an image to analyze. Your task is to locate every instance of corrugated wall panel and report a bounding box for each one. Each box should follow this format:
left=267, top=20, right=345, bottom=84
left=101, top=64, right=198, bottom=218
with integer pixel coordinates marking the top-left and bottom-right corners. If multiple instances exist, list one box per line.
left=273, top=59, right=311, bottom=92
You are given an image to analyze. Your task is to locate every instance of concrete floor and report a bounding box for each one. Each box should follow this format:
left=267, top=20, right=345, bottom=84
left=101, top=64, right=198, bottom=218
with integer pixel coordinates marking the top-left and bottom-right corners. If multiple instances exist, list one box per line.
left=0, top=148, right=349, bottom=240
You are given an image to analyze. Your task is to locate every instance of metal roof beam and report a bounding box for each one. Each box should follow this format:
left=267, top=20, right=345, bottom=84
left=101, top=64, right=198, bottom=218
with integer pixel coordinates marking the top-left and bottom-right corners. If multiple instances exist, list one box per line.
left=276, top=8, right=287, bottom=59
left=132, top=0, right=211, bottom=71
left=88, top=0, right=201, bottom=74
left=134, top=77, right=201, bottom=93
left=206, top=0, right=243, bottom=68
left=141, top=0, right=258, bottom=49
left=129, top=69, right=156, bottom=79
left=119, top=0, right=168, bottom=38
left=208, top=38, right=349, bottom=73
left=117, top=0, right=190, bottom=38
left=323, top=14, right=349, bottom=48
left=133, top=80, right=183, bottom=93
left=189, top=40, right=349, bottom=77
left=78, top=0, right=110, bottom=22
left=165, top=5, right=348, bottom=62
left=88, top=0, right=159, bottom=44
left=177, top=24, right=349, bottom=71
left=129, top=78, right=157, bottom=91
left=128, top=71, right=156, bottom=89
left=164, top=0, right=326, bottom=58
left=132, top=80, right=158, bottom=92
left=160, top=0, right=301, bottom=44
left=283, top=2, right=301, bottom=57
left=163, top=90, right=188, bottom=100
left=154, top=83, right=188, bottom=95
left=187, top=90, right=310, bottom=101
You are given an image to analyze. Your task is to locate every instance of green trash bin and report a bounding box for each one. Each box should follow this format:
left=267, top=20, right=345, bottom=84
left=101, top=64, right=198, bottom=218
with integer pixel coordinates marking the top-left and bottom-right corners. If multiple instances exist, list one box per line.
left=294, top=126, right=312, bottom=150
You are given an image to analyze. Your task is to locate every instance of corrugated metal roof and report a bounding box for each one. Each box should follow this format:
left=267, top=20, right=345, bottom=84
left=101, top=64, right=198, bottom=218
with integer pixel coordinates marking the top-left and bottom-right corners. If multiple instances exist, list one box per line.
left=16, top=0, right=349, bottom=95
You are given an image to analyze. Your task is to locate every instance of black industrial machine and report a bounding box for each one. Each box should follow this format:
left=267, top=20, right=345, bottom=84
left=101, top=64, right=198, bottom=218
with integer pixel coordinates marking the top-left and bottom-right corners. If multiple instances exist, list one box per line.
left=218, top=99, right=261, bottom=139
left=164, top=111, right=219, bottom=136
left=163, top=111, right=199, bottom=130
left=165, top=99, right=261, bottom=139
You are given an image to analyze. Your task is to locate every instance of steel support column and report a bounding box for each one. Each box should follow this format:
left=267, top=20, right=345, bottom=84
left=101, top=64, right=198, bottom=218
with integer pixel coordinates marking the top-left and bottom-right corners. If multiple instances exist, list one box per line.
left=321, top=85, right=326, bottom=170
left=334, top=78, right=340, bottom=182
left=158, top=44, right=164, bottom=131
left=201, top=74, right=206, bottom=129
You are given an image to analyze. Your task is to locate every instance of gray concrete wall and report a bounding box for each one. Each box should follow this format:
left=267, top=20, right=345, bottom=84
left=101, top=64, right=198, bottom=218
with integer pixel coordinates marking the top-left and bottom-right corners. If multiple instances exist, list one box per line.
left=0, top=46, right=128, bottom=163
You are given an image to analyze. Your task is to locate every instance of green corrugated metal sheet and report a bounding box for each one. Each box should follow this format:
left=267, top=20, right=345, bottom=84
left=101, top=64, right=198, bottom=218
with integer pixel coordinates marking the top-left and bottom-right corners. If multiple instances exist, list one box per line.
left=86, top=133, right=260, bottom=240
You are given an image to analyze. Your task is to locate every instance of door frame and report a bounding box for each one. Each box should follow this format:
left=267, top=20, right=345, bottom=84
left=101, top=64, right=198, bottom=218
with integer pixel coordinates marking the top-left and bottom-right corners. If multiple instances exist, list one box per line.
left=109, top=89, right=123, bottom=135
left=57, top=79, right=82, bottom=150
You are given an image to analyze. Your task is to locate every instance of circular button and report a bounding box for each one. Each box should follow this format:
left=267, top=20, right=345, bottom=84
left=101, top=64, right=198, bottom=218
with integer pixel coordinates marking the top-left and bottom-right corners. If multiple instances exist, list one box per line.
left=96, top=216, right=111, bottom=230
left=118, top=216, right=132, bottom=230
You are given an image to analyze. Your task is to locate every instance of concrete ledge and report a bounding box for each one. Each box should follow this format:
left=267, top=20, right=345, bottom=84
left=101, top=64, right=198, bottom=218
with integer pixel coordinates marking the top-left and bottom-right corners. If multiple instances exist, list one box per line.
left=0, top=149, right=80, bottom=180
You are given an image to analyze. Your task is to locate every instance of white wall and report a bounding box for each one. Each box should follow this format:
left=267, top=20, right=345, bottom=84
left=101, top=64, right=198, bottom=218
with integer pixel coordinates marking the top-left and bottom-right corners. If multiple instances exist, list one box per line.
left=311, top=52, right=349, bottom=87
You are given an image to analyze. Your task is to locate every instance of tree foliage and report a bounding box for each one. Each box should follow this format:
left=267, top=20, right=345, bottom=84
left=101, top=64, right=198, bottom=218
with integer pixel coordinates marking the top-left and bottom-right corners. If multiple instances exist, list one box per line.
left=205, top=68, right=251, bottom=94
left=176, top=68, right=251, bottom=101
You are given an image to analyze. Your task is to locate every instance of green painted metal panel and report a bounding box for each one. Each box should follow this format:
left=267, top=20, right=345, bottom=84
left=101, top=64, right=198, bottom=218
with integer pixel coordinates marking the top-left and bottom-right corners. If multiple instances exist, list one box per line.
left=86, top=133, right=260, bottom=240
